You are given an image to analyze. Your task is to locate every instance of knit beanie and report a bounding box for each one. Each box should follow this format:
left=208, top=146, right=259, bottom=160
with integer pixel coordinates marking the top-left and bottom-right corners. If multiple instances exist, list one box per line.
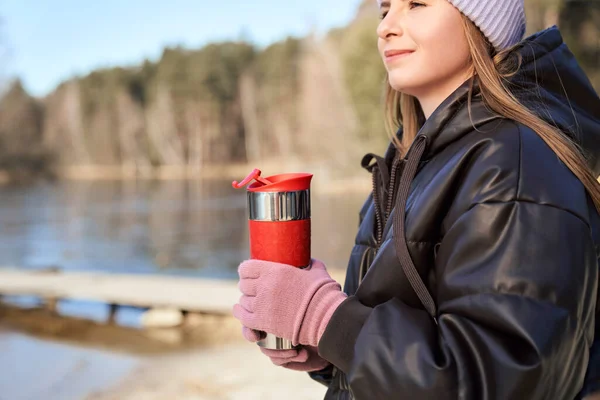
left=377, top=0, right=526, bottom=52
left=448, top=0, right=526, bottom=51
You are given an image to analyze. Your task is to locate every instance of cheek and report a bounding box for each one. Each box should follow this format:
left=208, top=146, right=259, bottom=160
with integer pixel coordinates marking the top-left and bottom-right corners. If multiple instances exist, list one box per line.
left=422, top=33, right=469, bottom=70
left=388, top=19, right=469, bottom=88
left=417, top=16, right=469, bottom=66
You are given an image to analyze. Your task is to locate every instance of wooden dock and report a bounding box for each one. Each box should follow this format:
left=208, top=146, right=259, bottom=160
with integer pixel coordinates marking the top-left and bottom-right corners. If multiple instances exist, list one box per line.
left=0, top=267, right=346, bottom=327
left=0, top=269, right=240, bottom=316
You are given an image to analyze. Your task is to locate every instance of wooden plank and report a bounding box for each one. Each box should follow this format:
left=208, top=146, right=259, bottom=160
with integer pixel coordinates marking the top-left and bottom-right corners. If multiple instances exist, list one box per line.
left=0, top=269, right=240, bottom=315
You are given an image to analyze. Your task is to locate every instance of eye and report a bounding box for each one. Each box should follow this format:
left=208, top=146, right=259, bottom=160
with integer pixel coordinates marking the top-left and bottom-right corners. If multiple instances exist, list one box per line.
left=409, top=1, right=425, bottom=9
left=379, top=10, right=388, bottom=20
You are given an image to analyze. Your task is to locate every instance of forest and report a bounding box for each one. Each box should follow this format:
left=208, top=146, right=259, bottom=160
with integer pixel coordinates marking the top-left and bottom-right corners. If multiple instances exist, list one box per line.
left=0, top=0, right=597, bottom=181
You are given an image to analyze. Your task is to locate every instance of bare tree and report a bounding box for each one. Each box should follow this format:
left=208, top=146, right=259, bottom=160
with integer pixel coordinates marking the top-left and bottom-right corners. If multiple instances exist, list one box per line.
left=116, top=89, right=151, bottom=174
left=298, top=34, right=361, bottom=171
left=145, top=84, right=185, bottom=165
left=239, top=71, right=261, bottom=163
left=42, top=81, right=91, bottom=166
left=526, top=0, right=561, bottom=34
left=184, top=100, right=204, bottom=171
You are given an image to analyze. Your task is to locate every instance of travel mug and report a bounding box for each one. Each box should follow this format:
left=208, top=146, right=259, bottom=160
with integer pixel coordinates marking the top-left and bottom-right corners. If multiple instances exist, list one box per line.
left=233, top=168, right=312, bottom=350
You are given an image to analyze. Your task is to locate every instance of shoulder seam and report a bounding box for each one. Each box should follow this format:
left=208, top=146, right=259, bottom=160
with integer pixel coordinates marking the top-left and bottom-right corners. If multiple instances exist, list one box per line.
left=467, top=199, right=591, bottom=229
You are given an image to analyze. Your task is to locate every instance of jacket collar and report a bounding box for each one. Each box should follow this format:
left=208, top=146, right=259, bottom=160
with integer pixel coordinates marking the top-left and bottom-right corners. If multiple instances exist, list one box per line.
left=381, top=79, right=502, bottom=165
left=418, top=79, right=501, bottom=160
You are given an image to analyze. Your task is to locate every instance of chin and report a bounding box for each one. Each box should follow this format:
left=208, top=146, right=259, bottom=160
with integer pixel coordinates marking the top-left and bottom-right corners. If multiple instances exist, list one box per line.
left=388, top=80, right=419, bottom=97
left=387, top=72, right=423, bottom=96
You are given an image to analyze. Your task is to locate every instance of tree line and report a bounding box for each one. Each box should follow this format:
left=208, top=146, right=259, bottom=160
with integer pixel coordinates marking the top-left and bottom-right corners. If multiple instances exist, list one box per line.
left=0, top=0, right=597, bottom=181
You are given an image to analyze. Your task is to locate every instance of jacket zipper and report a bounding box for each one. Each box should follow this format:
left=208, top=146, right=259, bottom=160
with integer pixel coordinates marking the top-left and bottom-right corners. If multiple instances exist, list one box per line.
left=372, top=154, right=402, bottom=250
left=346, top=155, right=403, bottom=396
left=385, top=155, right=402, bottom=220
left=371, top=170, right=384, bottom=247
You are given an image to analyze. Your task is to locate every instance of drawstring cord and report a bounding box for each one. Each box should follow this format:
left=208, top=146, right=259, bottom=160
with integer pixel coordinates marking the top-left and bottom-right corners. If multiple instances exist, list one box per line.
left=392, top=135, right=438, bottom=322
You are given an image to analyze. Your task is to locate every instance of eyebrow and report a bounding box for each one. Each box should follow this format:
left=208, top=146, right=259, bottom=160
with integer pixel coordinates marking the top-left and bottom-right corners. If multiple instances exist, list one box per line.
left=380, top=0, right=412, bottom=7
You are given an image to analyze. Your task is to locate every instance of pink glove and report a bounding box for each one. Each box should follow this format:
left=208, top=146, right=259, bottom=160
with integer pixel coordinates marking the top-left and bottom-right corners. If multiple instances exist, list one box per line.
left=233, top=258, right=347, bottom=348
left=242, top=326, right=265, bottom=342
left=260, top=346, right=331, bottom=372
left=241, top=326, right=331, bottom=371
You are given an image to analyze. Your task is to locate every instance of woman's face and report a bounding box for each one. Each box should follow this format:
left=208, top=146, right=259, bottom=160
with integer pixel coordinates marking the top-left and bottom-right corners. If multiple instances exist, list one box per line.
left=377, top=0, right=472, bottom=99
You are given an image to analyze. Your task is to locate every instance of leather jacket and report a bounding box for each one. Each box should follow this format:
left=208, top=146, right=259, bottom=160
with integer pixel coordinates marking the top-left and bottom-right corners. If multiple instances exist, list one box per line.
left=310, top=26, right=600, bottom=400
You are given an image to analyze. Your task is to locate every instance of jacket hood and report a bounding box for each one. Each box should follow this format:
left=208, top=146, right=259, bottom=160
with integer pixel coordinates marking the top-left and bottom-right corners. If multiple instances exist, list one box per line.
left=509, top=25, right=600, bottom=176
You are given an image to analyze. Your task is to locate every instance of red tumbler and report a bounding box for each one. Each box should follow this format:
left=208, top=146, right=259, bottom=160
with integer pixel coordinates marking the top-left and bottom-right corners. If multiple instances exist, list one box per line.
left=233, top=168, right=313, bottom=349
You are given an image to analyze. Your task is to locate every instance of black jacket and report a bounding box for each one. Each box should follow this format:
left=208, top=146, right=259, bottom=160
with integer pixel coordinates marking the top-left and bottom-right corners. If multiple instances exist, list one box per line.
left=311, top=26, right=600, bottom=399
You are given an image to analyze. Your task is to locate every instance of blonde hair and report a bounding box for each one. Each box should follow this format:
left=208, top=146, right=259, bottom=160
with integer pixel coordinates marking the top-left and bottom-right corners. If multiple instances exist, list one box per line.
left=384, top=15, right=600, bottom=212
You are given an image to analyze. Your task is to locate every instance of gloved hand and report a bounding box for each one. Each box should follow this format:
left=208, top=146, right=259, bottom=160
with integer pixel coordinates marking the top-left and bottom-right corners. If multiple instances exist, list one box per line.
left=260, top=346, right=331, bottom=372
left=241, top=326, right=331, bottom=371
left=233, top=258, right=347, bottom=348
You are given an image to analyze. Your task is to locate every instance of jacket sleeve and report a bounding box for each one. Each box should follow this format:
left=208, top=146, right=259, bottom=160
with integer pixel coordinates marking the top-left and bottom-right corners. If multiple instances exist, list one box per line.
left=307, top=364, right=334, bottom=387
left=318, top=199, right=599, bottom=399
left=307, top=191, right=376, bottom=387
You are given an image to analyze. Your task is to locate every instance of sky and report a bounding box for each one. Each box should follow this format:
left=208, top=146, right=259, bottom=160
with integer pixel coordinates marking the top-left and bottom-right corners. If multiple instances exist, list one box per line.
left=1, top=0, right=362, bottom=97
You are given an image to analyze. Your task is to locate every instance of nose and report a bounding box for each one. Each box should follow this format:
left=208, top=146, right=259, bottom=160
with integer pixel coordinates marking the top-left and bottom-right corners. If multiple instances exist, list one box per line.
left=377, top=10, right=404, bottom=40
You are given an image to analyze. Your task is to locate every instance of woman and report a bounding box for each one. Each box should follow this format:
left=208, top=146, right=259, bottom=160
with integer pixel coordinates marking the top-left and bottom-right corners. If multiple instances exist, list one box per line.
left=233, top=0, right=600, bottom=398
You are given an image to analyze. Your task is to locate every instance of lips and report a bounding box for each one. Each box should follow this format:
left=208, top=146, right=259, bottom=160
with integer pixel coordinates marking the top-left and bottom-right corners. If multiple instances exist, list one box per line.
left=384, top=49, right=415, bottom=62
left=384, top=49, right=413, bottom=57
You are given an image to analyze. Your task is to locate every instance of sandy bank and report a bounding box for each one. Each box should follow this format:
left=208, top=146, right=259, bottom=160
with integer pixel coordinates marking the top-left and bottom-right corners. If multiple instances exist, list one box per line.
left=87, top=342, right=328, bottom=400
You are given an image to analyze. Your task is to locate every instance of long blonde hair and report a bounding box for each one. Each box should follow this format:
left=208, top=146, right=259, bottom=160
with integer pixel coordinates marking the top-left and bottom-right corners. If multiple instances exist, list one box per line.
left=384, top=15, right=600, bottom=212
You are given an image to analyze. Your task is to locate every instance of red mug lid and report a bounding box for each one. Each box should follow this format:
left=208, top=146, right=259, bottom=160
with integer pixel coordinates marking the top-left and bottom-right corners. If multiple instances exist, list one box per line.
left=232, top=169, right=312, bottom=192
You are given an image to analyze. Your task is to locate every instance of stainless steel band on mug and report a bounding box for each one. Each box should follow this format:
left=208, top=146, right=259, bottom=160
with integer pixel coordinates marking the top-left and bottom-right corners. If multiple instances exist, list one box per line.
left=247, top=190, right=311, bottom=221
left=257, top=335, right=295, bottom=350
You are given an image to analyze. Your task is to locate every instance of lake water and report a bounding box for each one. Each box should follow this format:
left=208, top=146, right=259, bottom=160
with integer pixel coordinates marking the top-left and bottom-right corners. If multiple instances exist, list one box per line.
left=0, top=178, right=369, bottom=278
left=0, top=178, right=371, bottom=399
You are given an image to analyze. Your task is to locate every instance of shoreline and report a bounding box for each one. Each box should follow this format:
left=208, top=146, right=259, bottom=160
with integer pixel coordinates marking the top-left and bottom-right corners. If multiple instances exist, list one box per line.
left=0, top=269, right=347, bottom=399
left=0, top=162, right=373, bottom=194
left=87, top=342, right=328, bottom=400
left=1, top=300, right=334, bottom=400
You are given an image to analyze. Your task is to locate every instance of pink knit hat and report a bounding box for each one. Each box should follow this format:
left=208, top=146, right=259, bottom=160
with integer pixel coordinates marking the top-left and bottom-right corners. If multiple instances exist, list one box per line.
left=377, top=0, right=526, bottom=52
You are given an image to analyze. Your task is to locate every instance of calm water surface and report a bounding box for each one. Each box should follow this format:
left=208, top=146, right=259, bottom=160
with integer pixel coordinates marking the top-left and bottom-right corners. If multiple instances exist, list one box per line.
left=0, top=179, right=369, bottom=278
